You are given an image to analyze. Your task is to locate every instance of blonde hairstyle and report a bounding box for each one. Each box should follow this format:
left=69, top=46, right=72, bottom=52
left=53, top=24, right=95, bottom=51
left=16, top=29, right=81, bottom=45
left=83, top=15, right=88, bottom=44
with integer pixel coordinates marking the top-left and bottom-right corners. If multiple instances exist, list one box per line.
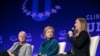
left=43, top=26, right=55, bottom=36
left=77, top=18, right=88, bottom=31
left=75, top=18, right=88, bottom=36
left=18, top=31, right=26, bottom=37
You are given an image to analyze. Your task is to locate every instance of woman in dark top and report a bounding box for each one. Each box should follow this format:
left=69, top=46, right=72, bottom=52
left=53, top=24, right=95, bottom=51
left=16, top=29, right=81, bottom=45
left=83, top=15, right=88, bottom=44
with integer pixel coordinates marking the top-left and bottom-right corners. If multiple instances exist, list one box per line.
left=67, top=18, right=90, bottom=56
left=38, top=26, right=59, bottom=56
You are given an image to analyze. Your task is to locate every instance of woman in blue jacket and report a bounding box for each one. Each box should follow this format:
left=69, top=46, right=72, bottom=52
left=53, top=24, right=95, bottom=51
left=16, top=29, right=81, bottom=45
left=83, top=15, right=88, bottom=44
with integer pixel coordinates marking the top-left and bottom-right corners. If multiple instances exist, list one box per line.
left=38, top=26, right=59, bottom=56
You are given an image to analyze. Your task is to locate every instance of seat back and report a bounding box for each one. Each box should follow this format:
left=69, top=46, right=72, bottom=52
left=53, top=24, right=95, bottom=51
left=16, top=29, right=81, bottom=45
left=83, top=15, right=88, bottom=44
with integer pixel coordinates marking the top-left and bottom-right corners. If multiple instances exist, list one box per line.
left=90, top=36, right=100, bottom=56
left=58, top=42, right=66, bottom=54
left=31, top=45, right=34, bottom=55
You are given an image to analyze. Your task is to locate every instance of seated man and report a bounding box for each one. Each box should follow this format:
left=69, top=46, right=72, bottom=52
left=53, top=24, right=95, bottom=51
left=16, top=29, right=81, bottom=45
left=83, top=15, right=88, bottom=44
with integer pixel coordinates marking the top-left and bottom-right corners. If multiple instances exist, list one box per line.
left=7, top=31, right=32, bottom=56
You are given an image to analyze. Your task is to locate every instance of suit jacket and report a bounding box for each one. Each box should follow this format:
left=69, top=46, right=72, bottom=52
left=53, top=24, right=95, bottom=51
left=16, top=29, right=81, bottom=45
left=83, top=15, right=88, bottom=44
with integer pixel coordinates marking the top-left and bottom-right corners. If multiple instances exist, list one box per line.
left=69, top=31, right=90, bottom=56
left=39, top=38, right=59, bottom=56
left=7, top=42, right=32, bottom=56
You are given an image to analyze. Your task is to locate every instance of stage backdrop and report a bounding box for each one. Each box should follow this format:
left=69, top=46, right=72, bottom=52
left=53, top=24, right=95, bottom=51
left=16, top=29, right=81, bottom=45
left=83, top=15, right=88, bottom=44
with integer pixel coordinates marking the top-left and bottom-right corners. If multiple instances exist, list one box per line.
left=0, top=0, right=100, bottom=56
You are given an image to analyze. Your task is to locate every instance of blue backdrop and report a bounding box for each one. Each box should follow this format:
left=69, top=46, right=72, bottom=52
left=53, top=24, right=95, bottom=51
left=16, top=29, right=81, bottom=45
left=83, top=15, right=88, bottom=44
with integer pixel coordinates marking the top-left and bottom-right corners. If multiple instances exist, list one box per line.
left=0, top=0, right=100, bottom=56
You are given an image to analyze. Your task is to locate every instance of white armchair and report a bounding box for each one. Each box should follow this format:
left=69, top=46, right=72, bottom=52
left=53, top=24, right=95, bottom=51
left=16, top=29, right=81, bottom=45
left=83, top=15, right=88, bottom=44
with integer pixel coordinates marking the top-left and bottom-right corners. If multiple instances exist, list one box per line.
left=90, top=36, right=100, bottom=56
left=58, top=42, right=66, bottom=54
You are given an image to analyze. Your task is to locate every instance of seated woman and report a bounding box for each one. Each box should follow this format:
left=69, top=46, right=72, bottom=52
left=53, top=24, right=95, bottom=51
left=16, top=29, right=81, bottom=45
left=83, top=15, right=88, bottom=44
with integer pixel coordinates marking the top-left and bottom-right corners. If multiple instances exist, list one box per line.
left=67, top=18, right=90, bottom=56
left=38, top=26, right=59, bottom=56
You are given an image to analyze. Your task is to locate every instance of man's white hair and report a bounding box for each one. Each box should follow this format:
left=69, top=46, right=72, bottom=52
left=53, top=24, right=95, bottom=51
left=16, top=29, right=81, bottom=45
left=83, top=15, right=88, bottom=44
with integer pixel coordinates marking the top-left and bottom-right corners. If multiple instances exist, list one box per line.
left=18, top=31, right=26, bottom=37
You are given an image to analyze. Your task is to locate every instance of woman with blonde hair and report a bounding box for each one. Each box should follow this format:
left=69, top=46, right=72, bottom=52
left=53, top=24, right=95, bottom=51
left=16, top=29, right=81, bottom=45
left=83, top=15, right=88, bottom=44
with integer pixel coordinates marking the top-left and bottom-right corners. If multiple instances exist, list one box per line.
left=67, top=18, right=90, bottom=56
left=38, top=26, right=59, bottom=56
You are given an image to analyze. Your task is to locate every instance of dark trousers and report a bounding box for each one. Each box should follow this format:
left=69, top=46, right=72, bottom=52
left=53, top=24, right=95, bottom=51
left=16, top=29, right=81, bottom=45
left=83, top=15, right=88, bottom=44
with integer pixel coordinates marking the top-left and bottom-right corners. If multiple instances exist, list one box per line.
left=66, top=54, right=75, bottom=56
left=57, top=54, right=75, bottom=56
left=0, top=50, right=9, bottom=56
